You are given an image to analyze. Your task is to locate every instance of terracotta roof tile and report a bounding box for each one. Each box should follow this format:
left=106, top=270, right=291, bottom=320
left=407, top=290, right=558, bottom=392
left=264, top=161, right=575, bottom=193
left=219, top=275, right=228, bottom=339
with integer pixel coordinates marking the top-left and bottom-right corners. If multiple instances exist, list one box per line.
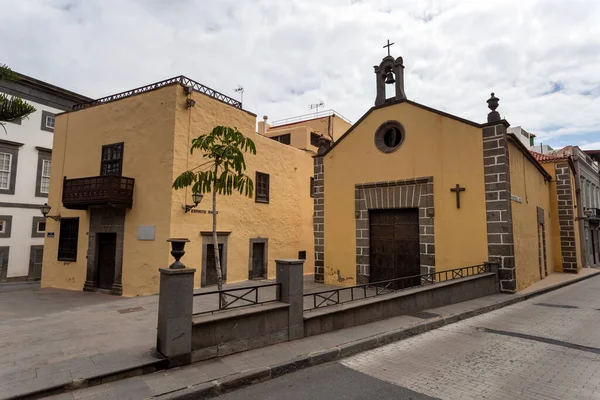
left=529, top=151, right=570, bottom=163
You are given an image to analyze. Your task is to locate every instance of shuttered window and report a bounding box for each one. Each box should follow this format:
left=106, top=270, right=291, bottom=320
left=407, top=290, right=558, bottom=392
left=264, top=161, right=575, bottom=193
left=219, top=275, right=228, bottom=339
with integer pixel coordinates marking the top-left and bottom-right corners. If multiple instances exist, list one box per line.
left=255, top=172, right=270, bottom=203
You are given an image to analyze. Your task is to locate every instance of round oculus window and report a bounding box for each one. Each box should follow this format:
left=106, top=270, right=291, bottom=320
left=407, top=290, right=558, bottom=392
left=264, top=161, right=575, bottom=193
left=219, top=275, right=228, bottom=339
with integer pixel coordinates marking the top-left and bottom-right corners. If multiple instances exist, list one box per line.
left=374, top=121, right=405, bottom=153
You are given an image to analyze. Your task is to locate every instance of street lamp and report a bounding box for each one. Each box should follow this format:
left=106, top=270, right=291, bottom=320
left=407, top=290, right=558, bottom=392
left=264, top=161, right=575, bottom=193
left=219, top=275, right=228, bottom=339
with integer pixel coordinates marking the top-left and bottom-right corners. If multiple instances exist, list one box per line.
left=40, top=203, right=61, bottom=222
left=183, top=193, right=203, bottom=213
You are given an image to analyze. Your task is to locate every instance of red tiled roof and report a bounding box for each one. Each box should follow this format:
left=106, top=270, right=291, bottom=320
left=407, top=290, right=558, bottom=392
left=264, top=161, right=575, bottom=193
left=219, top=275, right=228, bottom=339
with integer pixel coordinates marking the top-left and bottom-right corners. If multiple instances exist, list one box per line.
left=529, top=151, right=570, bottom=163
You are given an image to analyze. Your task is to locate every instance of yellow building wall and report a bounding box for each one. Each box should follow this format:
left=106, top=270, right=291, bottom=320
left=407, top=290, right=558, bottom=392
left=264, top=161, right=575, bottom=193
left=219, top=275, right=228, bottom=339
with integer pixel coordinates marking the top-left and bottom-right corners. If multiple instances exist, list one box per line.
left=322, top=102, right=489, bottom=286
left=263, top=125, right=311, bottom=151
left=170, top=89, right=315, bottom=289
left=41, top=85, right=178, bottom=295
left=330, top=114, right=351, bottom=141
left=508, top=142, right=556, bottom=290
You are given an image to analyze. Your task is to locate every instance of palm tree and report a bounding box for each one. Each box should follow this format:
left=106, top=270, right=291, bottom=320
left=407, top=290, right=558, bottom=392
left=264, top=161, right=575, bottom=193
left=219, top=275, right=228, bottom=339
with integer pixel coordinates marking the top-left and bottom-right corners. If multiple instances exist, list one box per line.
left=0, top=64, right=36, bottom=127
left=173, top=126, right=256, bottom=303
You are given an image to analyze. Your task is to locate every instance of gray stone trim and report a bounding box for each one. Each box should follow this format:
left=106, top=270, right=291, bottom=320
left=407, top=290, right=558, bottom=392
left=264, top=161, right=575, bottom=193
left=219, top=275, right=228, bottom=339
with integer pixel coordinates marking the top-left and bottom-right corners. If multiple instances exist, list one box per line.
left=0, top=141, right=20, bottom=195
left=0, top=215, right=13, bottom=238
left=28, top=245, right=44, bottom=281
left=35, top=148, right=51, bottom=198
left=0, top=202, right=44, bottom=209
left=40, top=111, right=55, bottom=133
left=0, top=78, right=91, bottom=111
left=313, top=157, right=324, bottom=282
left=0, top=246, right=9, bottom=281
left=374, top=121, right=405, bottom=153
left=83, top=208, right=125, bottom=295
left=31, top=216, right=45, bottom=238
left=555, top=162, right=578, bottom=273
left=201, top=233, right=229, bottom=287
left=354, top=176, right=435, bottom=284
left=482, top=124, right=516, bottom=293
left=248, top=238, right=268, bottom=279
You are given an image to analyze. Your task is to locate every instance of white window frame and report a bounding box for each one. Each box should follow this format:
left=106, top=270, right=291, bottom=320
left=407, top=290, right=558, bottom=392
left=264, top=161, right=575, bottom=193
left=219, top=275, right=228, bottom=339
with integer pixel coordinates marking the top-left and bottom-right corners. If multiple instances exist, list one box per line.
left=36, top=220, right=46, bottom=233
left=0, top=152, right=12, bottom=190
left=40, top=159, right=51, bottom=194
left=45, top=115, right=56, bottom=129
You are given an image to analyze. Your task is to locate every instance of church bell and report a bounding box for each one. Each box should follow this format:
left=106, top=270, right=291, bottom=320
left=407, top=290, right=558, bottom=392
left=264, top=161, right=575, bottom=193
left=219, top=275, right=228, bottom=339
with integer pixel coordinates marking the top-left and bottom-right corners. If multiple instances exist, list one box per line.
left=385, top=71, right=395, bottom=84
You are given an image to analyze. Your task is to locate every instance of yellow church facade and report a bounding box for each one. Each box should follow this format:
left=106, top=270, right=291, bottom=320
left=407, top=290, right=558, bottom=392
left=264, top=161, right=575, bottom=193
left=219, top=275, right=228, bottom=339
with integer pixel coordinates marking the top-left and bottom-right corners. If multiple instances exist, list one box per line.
left=313, top=53, right=583, bottom=292
left=41, top=77, right=315, bottom=296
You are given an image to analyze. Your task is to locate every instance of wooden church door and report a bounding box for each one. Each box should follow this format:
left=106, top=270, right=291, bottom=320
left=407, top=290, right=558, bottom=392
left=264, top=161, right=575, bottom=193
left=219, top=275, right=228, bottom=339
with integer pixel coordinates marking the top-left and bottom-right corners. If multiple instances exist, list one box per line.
left=369, top=209, right=421, bottom=288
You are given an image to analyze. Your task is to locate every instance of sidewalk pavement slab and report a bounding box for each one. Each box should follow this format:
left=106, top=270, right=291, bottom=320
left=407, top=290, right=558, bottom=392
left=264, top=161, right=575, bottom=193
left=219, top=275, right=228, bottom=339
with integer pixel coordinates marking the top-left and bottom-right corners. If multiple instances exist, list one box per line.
left=43, top=269, right=600, bottom=400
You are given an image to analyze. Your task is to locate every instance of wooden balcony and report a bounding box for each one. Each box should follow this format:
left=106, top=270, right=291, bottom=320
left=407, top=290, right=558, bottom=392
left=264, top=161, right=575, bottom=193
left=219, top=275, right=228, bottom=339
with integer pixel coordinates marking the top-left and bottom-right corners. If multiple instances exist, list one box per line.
left=62, top=175, right=135, bottom=210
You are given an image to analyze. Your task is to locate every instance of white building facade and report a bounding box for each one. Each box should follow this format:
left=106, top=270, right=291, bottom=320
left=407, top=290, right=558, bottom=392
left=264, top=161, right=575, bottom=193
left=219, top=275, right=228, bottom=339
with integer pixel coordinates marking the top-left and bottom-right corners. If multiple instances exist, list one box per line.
left=0, top=73, right=89, bottom=281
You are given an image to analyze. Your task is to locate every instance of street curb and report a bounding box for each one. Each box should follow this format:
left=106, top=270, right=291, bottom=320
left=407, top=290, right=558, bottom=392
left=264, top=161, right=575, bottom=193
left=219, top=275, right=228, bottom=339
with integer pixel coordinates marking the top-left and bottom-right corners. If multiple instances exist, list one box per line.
left=154, top=270, right=600, bottom=400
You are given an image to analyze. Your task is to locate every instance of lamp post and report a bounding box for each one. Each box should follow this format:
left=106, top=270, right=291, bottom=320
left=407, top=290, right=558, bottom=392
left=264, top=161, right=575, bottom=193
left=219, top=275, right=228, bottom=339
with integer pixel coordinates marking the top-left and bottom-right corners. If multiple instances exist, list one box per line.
left=183, top=192, right=203, bottom=213
left=40, top=203, right=61, bottom=222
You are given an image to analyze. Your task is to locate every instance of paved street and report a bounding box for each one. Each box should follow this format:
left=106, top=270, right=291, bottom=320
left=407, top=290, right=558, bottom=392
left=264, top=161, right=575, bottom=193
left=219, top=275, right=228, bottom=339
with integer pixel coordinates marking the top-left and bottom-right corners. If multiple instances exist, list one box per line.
left=217, top=274, right=600, bottom=400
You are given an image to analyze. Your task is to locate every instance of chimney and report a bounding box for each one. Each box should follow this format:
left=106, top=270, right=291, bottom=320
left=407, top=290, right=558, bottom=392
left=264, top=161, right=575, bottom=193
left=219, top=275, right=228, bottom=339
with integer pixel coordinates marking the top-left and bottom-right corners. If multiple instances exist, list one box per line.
left=262, top=115, right=268, bottom=135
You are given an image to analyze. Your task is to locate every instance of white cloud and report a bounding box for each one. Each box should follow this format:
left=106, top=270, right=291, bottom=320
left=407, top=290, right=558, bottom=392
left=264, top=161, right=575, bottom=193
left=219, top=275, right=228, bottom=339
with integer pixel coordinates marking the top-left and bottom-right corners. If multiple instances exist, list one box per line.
left=1, top=0, right=599, bottom=148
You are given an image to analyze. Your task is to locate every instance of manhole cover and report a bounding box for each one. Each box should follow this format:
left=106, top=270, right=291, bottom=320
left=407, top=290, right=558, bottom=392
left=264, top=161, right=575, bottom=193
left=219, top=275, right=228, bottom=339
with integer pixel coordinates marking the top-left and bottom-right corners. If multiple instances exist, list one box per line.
left=117, top=306, right=145, bottom=314
left=534, top=303, right=578, bottom=309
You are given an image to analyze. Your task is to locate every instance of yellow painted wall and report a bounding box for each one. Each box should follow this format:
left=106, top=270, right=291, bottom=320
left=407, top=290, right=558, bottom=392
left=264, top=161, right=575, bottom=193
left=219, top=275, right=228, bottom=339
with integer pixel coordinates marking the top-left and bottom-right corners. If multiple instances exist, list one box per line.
left=322, top=102, right=489, bottom=286
left=508, top=142, right=556, bottom=290
left=331, top=115, right=351, bottom=141
left=42, top=85, right=178, bottom=295
left=263, top=125, right=311, bottom=152
left=169, top=88, right=315, bottom=289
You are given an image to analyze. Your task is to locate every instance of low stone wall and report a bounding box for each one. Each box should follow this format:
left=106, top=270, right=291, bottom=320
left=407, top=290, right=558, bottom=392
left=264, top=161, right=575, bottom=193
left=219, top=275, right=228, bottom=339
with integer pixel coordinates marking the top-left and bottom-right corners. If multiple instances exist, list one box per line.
left=303, top=273, right=499, bottom=337
left=191, top=302, right=289, bottom=362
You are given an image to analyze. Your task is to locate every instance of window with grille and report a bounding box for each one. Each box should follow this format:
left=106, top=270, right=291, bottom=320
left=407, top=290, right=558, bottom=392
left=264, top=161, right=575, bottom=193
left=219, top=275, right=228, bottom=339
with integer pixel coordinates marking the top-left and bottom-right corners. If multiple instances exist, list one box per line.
left=58, top=218, right=79, bottom=262
left=0, top=153, right=12, bottom=190
left=101, top=143, right=124, bottom=176
left=271, top=134, right=291, bottom=145
left=255, top=172, right=270, bottom=203
left=40, top=160, right=51, bottom=194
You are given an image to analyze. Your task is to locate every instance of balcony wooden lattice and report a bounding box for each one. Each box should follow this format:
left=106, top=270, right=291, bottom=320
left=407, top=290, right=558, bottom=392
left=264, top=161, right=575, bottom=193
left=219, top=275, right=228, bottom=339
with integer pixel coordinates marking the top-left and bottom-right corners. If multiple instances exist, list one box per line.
left=62, top=176, right=134, bottom=210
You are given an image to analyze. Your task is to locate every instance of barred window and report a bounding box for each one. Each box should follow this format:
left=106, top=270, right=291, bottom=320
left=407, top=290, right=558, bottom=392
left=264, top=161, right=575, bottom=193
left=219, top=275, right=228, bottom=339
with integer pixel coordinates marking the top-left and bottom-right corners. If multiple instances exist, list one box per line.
left=255, top=172, right=270, bottom=203
left=58, top=218, right=79, bottom=262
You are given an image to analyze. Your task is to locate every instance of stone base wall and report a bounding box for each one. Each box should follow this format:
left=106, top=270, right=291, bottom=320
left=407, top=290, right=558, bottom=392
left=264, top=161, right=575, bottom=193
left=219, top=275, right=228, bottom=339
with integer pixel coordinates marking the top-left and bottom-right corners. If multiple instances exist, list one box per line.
left=482, top=123, right=517, bottom=293
left=555, top=163, right=578, bottom=272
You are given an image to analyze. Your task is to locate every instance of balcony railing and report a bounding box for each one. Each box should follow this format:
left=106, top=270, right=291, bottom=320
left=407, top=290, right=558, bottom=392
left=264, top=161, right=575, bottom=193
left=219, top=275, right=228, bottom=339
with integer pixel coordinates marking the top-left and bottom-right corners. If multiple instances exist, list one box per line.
left=62, top=175, right=135, bottom=210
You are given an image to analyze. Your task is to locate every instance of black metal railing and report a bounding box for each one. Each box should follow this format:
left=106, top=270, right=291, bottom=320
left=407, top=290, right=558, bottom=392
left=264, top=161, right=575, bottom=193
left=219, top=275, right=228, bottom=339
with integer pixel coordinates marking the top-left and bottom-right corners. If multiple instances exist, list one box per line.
left=73, top=75, right=242, bottom=111
left=193, top=283, right=281, bottom=316
left=304, top=264, right=492, bottom=312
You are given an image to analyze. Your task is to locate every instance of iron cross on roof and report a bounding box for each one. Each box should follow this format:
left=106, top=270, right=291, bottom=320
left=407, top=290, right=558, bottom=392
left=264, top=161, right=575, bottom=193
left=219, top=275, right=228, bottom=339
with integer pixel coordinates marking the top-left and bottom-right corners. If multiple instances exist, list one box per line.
left=383, top=39, right=395, bottom=56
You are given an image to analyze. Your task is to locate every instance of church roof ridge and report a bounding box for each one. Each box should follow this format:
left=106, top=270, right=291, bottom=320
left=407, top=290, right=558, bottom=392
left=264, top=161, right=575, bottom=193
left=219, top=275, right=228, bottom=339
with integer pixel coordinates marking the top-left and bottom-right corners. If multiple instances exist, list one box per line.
left=316, top=98, right=482, bottom=158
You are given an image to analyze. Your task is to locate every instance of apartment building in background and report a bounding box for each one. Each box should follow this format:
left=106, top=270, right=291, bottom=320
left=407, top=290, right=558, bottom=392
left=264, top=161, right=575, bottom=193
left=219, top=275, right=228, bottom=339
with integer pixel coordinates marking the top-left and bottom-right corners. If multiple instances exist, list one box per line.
left=0, top=73, right=90, bottom=281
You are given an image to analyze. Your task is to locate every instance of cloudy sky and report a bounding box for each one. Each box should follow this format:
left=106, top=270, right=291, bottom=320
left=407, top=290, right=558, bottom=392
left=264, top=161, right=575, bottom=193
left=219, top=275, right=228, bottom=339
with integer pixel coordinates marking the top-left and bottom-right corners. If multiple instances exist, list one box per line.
left=1, top=0, right=599, bottom=149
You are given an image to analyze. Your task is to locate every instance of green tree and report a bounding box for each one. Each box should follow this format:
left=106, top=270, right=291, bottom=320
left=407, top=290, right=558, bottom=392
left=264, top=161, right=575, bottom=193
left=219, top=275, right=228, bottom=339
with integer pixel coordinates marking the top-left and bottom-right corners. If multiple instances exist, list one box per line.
left=173, top=126, right=256, bottom=301
left=0, top=64, right=36, bottom=129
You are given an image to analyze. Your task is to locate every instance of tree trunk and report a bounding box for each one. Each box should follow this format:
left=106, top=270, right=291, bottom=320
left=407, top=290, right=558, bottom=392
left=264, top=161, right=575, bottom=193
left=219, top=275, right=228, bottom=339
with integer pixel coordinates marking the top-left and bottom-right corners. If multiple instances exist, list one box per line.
left=212, top=164, right=226, bottom=308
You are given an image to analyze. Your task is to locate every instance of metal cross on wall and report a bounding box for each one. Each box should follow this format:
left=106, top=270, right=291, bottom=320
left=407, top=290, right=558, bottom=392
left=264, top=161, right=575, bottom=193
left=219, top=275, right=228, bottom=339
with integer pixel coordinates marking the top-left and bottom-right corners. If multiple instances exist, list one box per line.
left=450, top=184, right=466, bottom=209
left=383, top=39, right=395, bottom=56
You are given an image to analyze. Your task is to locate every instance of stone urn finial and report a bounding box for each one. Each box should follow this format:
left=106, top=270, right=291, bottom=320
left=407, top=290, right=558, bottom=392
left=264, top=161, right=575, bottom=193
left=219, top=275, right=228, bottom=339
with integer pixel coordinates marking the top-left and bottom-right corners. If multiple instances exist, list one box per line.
left=167, top=238, right=190, bottom=269
left=486, top=92, right=501, bottom=123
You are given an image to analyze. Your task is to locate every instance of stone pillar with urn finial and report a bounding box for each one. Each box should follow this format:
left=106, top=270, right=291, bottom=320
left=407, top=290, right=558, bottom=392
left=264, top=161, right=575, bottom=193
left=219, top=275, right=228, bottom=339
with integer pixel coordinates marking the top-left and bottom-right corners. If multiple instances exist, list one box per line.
left=481, top=93, right=517, bottom=293
left=156, top=238, right=196, bottom=367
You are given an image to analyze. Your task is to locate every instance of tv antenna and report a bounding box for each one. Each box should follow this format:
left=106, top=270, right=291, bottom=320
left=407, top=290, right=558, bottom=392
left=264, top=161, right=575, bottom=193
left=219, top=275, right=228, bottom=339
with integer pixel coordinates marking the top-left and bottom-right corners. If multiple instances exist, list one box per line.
left=309, top=101, right=324, bottom=117
left=234, top=85, right=244, bottom=104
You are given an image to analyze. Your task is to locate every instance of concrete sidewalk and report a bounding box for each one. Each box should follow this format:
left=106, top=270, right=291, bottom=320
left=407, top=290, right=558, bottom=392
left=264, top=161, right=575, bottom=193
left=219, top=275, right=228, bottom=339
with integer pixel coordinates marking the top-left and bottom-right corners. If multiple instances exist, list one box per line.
left=44, top=269, right=600, bottom=400
left=0, top=275, right=333, bottom=400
